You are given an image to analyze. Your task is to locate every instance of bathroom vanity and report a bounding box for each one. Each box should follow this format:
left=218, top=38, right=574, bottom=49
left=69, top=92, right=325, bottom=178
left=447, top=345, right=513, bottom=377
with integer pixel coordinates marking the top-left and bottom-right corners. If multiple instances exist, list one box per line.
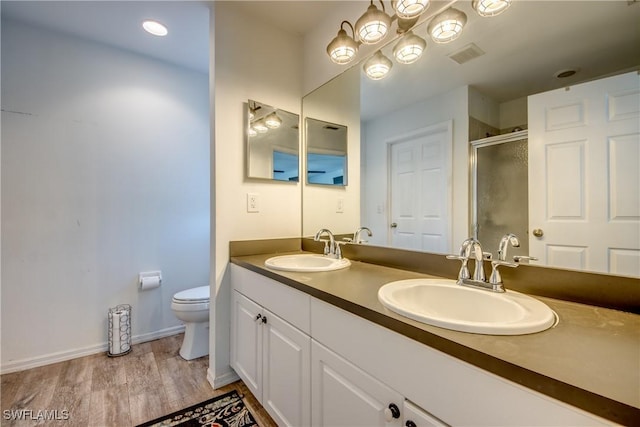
left=229, top=243, right=639, bottom=426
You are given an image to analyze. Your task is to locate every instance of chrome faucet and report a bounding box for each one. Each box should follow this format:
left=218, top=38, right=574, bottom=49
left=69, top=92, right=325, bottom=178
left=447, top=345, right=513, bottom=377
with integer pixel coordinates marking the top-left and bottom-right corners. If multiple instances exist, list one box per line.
left=497, top=233, right=519, bottom=261
left=489, top=233, right=521, bottom=290
left=447, top=237, right=497, bottom=292
left=314, top=228, right=343, bottom=259
left=352, top=227, right=372, bottom=244
left=461, top=238, right=486, bottom=282
left=448, top=234, right=537, bottom=292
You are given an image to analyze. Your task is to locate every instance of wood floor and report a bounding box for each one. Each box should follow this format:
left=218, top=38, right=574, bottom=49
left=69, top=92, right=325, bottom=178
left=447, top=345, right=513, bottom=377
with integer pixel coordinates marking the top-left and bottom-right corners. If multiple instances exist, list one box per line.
left=1, top=334, right=277, bottom=426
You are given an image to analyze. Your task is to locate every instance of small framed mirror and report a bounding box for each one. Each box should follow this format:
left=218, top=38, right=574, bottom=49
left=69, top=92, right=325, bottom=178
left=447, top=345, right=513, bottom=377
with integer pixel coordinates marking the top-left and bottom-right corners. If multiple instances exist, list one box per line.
left=246, top=100, right=299, bottom=182
left=305, top=117, right=348, bottom=186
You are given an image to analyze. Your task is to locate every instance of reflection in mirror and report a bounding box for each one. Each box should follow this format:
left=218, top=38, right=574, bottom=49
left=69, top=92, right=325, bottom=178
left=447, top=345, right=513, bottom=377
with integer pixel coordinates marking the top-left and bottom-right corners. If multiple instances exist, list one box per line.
left=472, top=131, right=529, bottom=260
left=305, top=118, right=348, bottom=186
left=246, top=100, right=299, bottom=182
left=301, top=0, right=640, bottom=277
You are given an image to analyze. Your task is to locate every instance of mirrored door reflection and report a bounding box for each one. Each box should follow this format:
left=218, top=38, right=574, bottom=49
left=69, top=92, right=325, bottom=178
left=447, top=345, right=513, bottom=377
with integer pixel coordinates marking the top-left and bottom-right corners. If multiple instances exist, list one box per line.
left=473, top=134, right=529, bottom=258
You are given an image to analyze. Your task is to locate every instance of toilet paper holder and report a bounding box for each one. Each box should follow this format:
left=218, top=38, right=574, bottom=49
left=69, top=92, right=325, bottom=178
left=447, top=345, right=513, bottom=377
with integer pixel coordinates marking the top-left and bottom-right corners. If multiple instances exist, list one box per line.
left=108, top=304, right=132, bottom=357
left=139, top=271, right=162, bottom=290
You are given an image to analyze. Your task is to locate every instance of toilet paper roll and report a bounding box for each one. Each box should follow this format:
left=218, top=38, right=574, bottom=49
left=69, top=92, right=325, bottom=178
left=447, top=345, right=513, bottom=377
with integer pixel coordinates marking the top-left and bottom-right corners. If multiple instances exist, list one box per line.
left=110, top=311, right=122, bottom=355
left=140, top=275, right=161, bottom=290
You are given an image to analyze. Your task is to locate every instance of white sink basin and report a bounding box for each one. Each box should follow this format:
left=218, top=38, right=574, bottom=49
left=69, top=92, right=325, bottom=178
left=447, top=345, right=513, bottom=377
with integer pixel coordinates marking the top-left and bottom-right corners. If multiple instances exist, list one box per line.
left=265, top=254, right=351, bottom=272
left=378, top=278, right=557, bottom=335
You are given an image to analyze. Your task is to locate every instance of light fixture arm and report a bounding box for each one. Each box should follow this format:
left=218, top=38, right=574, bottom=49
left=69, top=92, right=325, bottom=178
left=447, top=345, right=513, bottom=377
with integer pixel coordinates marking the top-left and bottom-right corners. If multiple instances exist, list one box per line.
left=340, top=20, right=357, bottom=41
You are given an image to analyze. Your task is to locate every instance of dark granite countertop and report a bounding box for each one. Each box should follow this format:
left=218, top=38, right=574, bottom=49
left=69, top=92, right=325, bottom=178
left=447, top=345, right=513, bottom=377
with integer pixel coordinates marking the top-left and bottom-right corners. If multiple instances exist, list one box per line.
left=231, top=251, right=640, bottom=425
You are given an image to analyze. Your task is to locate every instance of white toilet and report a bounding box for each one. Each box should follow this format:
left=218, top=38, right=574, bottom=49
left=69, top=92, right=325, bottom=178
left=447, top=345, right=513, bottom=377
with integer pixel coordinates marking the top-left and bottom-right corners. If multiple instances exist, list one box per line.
left=171, top=285, right=210, bottom=360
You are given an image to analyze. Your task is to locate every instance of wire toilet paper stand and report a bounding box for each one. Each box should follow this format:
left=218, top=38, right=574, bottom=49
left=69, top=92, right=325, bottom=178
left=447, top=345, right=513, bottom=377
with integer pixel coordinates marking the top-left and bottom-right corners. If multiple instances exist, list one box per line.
left=108, top=304, right=132, bottom=357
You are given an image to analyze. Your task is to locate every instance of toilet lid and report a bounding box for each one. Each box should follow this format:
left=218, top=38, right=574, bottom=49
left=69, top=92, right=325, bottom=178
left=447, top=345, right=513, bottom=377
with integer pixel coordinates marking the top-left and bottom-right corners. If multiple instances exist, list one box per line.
left=173, top=286, right=209, bottom=302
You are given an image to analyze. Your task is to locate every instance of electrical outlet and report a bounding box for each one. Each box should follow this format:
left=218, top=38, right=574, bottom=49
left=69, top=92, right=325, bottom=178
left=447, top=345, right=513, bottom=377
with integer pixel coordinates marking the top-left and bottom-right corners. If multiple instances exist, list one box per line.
left=247, top=193, right=259, bottom=213
left=336, top=197, right=344, bottom=213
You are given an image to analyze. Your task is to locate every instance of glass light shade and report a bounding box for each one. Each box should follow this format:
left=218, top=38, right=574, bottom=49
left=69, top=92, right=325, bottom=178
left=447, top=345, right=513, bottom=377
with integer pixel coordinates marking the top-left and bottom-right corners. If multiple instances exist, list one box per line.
left=265, top=113, right=282, bottom=129
left=248, top=127, right=257, bottom=137
left=249, top=110, right=255, bottom=120
left=253, top=120, right=268, bottom=133
left=393, top=32, right=427, bottom=64
left=363, top=51, right=392, bottom=80
left=327, top=28, right=359, bottom=65
left=142, top=20, right=168, bottom=36
left=392, top=0, right=430, bottom=19
left=428, top=8, right=467, bottom=43
left=472, top=0, right=511, bottom=17
left=355, top=4, right=392, bottom=44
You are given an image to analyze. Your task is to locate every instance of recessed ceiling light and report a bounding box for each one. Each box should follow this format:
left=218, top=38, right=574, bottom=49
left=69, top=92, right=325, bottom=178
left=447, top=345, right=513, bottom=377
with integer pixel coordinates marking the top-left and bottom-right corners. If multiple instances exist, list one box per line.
left=142, top=20, right=168, bottom=37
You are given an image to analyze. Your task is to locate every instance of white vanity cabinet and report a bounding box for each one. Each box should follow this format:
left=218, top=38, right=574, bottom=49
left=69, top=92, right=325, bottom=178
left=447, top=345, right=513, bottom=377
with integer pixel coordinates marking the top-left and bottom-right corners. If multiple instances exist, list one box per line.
left=403, top=400, right=448, bottom=427
left=231, top=264, right=611, bottom=426
left=230, top=266, right=311, bottom=427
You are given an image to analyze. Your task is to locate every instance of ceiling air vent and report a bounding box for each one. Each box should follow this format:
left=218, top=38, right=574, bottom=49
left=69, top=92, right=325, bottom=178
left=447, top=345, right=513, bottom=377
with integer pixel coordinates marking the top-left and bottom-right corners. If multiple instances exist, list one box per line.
left=448, top=43, right=485, bottom=65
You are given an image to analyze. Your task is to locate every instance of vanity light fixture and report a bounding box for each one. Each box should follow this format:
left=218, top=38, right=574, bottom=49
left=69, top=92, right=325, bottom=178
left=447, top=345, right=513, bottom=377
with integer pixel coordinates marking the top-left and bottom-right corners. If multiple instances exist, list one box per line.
left=427, top=8, right=467, bottom=43
left=392, top=0, right=431, bottom=19
left=393, top=31, right=427, bottom=64
left=472, top=0, right=511, bottom=17
left=142, top=20, right=168, bottom=37
left=363, top=50, right=393, bottom=80
left=355, top=1, right=392, bottom=45
left=248, top=127, right=258, bottom=138
left=253, top=120, right=268, bottom=134
left=327, top=21, right=359, bottom=65
left=265, top=113, right=282, bottom=129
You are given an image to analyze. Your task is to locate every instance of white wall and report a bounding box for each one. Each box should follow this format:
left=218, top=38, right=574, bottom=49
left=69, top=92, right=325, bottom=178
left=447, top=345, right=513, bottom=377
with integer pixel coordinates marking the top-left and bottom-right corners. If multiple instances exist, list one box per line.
left=499, top=96, right=528, bottom=129
left=1, top=20, right=210, bottom=372
left=210, top=2, right=303, bottom=386
left=469, top=87, right=500, bottom=129
left=362, top=86, right=470, bottom=250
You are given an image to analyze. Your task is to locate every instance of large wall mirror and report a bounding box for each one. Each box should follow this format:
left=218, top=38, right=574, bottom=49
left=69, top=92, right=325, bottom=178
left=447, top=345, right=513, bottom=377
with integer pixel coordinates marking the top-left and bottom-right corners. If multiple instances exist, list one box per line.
left=246, top=100, right=299, bottom=182
left=301, top=0, right=640, bottom=278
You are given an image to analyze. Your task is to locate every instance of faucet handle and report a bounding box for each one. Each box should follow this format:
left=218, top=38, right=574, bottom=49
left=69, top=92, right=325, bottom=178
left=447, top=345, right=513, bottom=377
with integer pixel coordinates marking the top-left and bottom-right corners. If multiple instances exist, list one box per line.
left=513, top=255, right=538, bottom=264
left=489, top=259, right=519, bottom=291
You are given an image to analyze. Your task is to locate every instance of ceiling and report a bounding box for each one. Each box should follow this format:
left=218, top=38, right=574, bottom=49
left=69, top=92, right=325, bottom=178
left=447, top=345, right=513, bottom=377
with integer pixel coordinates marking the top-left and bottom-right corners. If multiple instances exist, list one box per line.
left=1, top=1, right=212, bottom=73
left=2, top=0, right=639, bottom=115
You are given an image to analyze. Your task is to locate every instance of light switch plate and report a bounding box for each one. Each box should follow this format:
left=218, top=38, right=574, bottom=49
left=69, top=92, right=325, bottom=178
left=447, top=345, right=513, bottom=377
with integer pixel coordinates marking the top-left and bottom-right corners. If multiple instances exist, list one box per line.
left=336, top=197, right=344, bottom=213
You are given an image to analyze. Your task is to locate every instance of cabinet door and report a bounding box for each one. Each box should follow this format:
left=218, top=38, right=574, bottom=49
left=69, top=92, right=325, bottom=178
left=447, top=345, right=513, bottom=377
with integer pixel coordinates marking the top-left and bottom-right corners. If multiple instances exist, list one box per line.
left=312, top=340, right=403, bottom=427
left=230, top=291, right=263, bottom=400
left=403, top=400, right=448, bottom=427
left=262, top=309, right=311, bottom=427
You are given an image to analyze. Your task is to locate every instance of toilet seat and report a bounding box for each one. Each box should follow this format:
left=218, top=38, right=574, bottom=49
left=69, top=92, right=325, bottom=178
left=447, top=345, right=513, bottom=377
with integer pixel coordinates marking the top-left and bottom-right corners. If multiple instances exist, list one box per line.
left=172, top=285, right=209, bottom=304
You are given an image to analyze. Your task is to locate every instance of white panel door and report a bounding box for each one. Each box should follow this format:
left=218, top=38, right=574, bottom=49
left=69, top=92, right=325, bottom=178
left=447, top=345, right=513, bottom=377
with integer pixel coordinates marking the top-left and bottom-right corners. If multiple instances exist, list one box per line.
left=230, top=291, right=263, bottom=400
left=389, top=121, right=453, bottom=253
left=262, top=309, right=311, bottom=427
left=528, top=72, right=640, bottom=276
left=311, top=340, right=404, bottom=427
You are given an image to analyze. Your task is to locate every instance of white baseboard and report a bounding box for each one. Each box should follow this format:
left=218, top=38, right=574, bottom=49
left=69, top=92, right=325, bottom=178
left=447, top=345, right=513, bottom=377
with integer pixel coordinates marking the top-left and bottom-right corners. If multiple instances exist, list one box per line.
left=0, top=325, right=185, bottom=374
left=208, top=366, right=239, bottom=389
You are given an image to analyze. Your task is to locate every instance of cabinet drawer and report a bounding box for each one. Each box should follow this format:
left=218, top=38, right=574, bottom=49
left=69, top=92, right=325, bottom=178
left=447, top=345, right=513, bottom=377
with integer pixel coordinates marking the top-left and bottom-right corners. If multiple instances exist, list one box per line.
left=231, top=264, right=310, bottom=334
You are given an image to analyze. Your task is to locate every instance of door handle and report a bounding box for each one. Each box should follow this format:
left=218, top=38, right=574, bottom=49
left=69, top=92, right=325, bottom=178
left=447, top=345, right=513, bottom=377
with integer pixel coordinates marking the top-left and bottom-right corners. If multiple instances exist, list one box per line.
left=532, top=228, right=544, bottom=238
left=390, top=222, right=398, bottom=228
